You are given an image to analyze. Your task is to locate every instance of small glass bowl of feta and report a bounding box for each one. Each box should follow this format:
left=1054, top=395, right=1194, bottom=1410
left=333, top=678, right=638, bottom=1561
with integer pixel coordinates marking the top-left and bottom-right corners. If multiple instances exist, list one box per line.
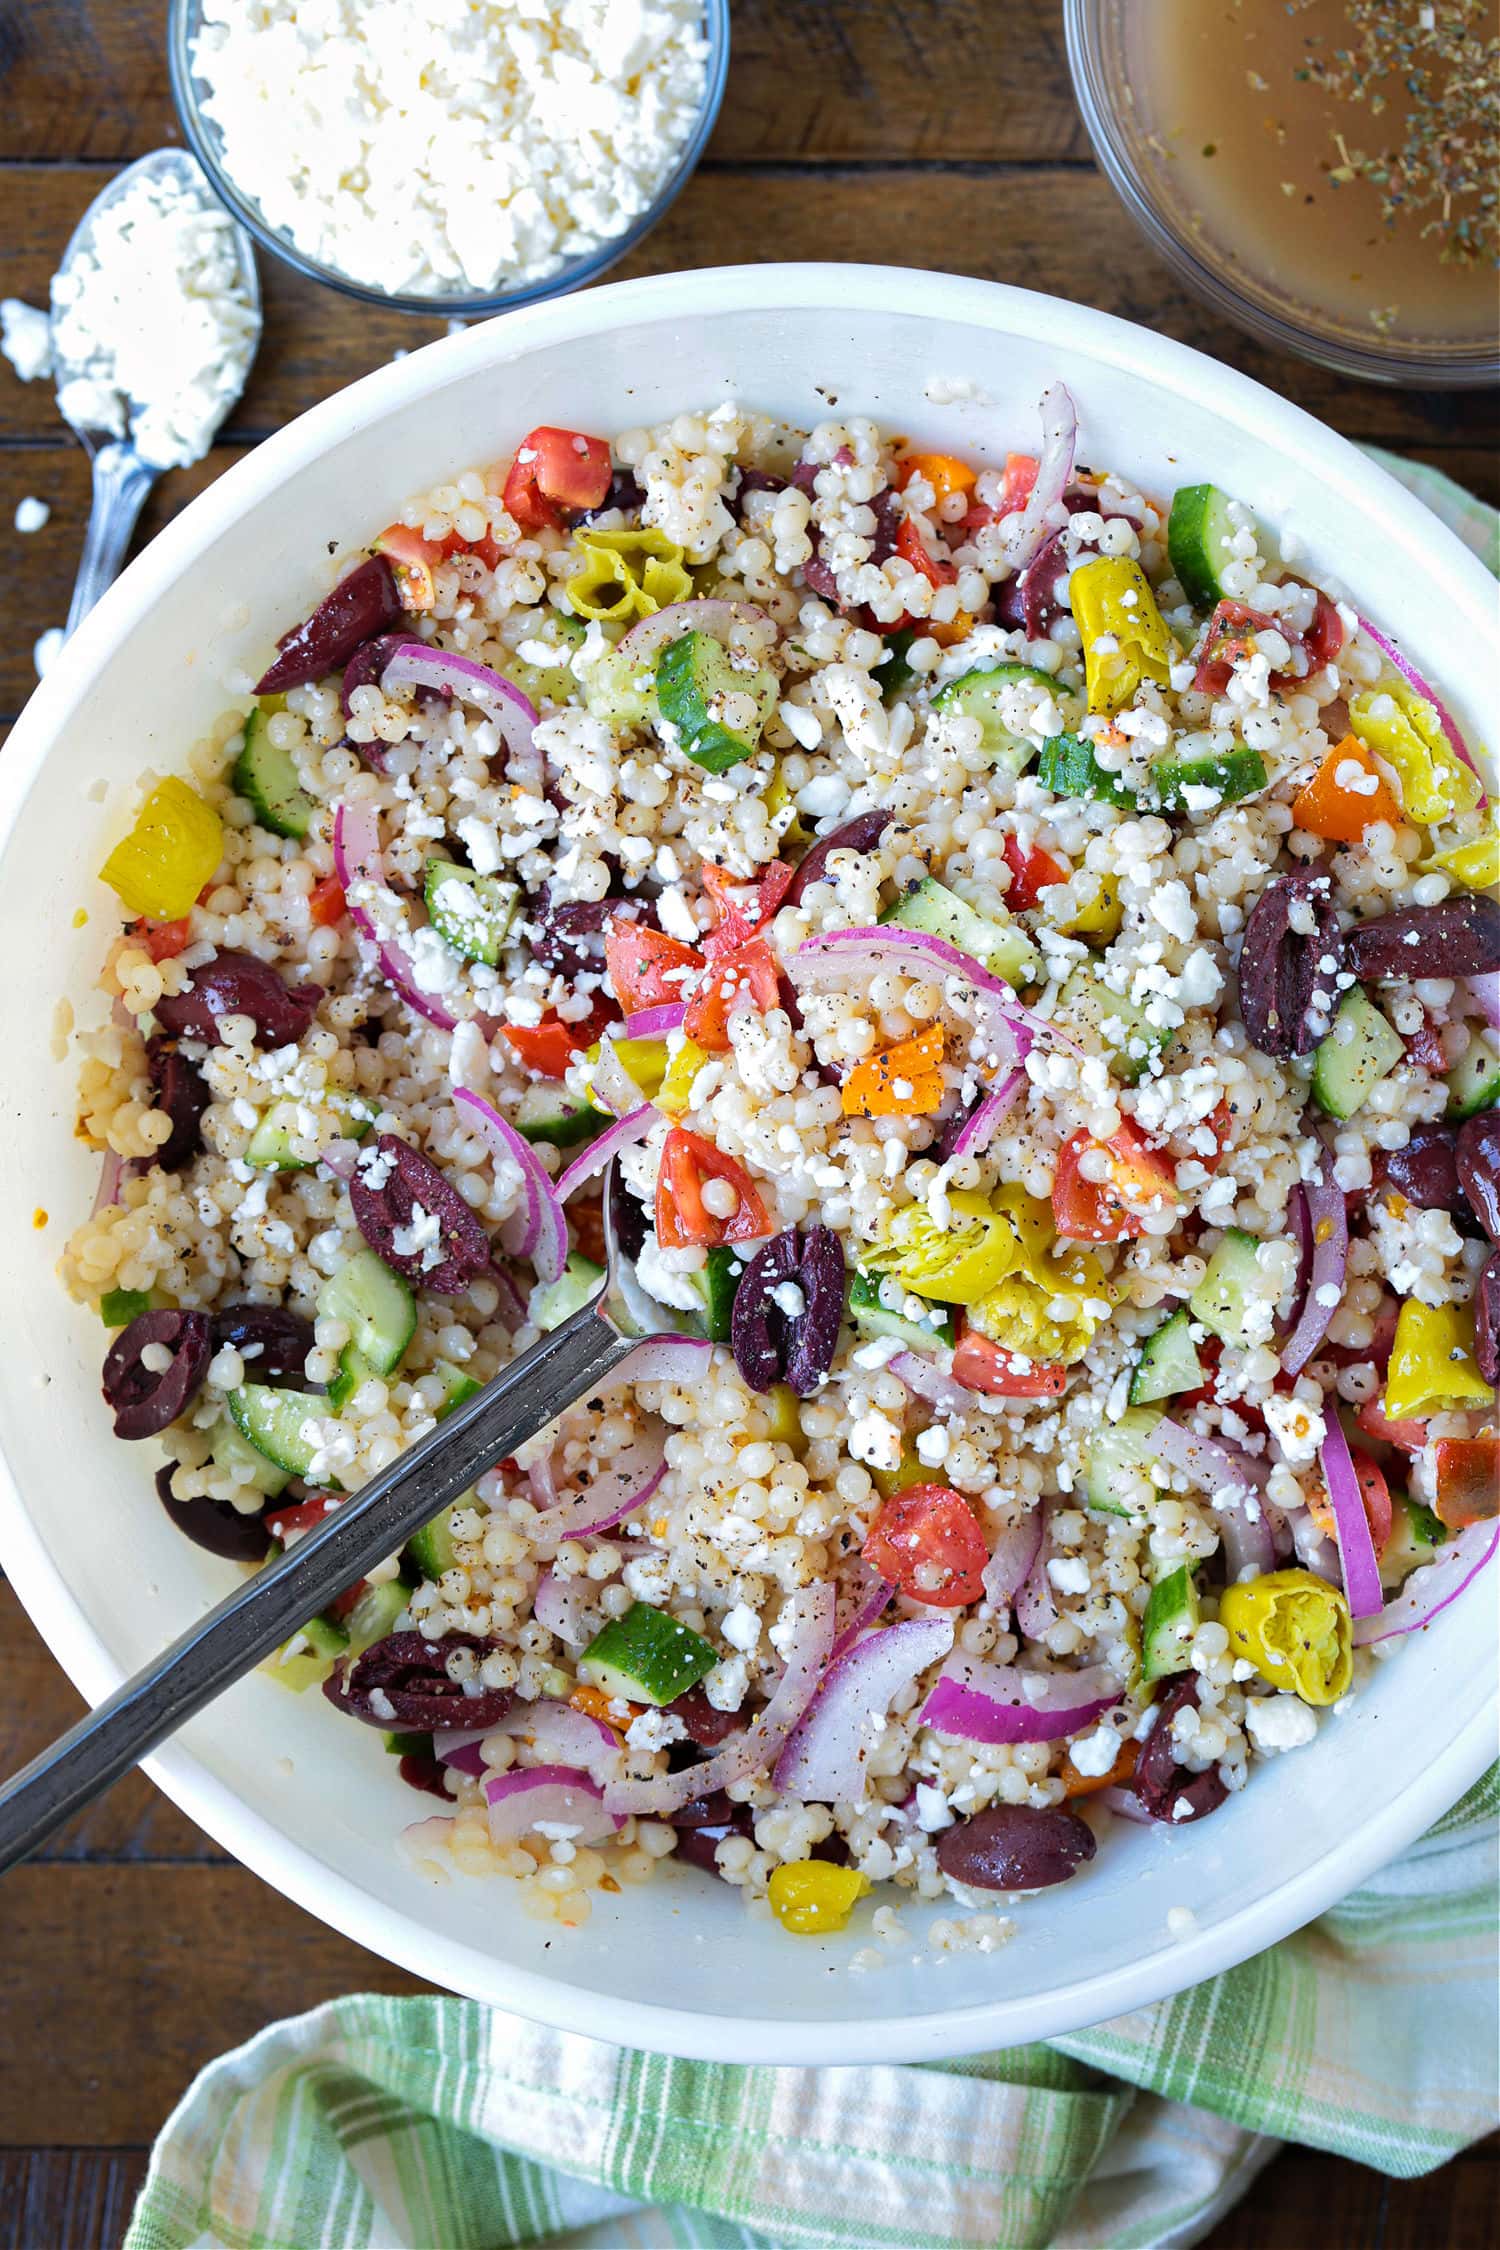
left=167, top=0, right=730, bottom=318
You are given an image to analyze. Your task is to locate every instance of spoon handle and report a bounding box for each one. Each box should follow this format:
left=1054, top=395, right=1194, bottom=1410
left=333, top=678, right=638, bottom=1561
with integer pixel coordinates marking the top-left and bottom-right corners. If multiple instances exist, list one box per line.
left=0, top=1296, right=632, bottom=1872
left=66, top=442, right=157, bottom=636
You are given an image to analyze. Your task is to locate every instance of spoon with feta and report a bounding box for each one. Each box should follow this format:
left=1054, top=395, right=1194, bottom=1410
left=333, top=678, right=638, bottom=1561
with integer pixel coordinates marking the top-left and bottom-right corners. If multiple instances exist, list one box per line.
left=52, top=148, right=260, bottom=634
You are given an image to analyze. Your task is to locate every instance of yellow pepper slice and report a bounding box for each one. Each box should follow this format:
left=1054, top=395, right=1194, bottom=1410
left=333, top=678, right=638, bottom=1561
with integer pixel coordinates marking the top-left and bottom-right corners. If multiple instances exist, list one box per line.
left=967, top=1247, right=1112, bottom=1367
left=841, top=1023, right=946, bottom=1117
left=1348, top=680, right=1482, bottom=824
left=566, top=528, right=692, bottom=624
left=898, top=451, right=977, bottom=507
left=656, top=1035, right=710, bottom=1116
left=870, top=1441, right=926, bottom=1500
left=1048, top=868, right=1123, bottom=944
left=1219, top=1569, right=1352, bottom=1706
left=99, top=776, right=224, bottom=921
left=1384, top=1299, right=1492, bottom=1420
left=1070, top=557, right=1174, bottom=715
left=762, top=1382, right=806, bottom=1453
left=865, top=1185, right=1046, bottom=1304
left=768, top=1860, right=871, bottom=1935
left=1425, top=811, right=1500, bottom=892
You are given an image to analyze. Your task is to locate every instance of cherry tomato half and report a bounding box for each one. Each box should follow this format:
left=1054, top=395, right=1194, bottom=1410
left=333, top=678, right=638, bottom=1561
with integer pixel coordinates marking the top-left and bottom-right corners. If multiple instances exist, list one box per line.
left=656, top=1127, right=770, bottom=1249
left=1001, top=833, right=1068, bottom=912
left=863, top=1483, right=989, bottom=1607
left=604, top=918, right=701, bottom=1012
left=951, top=1329, right=1067, bottom=1398
left=1052, top=1119, right=1176, bottom=1243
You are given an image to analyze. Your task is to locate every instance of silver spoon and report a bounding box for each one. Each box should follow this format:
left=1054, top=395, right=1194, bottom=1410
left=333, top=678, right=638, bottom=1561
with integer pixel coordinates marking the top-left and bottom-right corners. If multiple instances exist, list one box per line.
left=0, top=1163, right=702, bottom=1869
left=53, top=148, right=261, bottom=636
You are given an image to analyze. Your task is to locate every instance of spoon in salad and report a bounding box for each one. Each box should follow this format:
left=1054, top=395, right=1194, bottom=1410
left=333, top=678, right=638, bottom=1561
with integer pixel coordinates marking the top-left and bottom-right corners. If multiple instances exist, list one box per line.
left=52, top=147, right=261, bottom=637
left=0, top=1163, right=707, bottom=1872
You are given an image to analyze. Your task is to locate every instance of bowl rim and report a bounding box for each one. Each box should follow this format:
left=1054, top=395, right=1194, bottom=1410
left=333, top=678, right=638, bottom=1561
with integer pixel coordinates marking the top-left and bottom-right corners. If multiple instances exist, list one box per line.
left=164, top=0, right=732, bottom=318
left=2, top=262, right=1495, bottom=2064
left=1062, top=0, right=1500, bottom=391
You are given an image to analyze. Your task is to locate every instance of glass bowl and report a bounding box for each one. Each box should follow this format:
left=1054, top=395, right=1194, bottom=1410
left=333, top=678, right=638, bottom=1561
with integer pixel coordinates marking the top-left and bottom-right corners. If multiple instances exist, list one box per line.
left=1064, top=0, right=1498, bottom=390
left=167, top=0, right=730, bottom=318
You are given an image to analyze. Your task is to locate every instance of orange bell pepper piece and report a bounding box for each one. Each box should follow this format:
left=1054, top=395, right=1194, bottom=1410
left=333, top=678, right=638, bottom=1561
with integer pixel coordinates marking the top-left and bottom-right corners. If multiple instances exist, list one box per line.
left=895, top=452, right=978, bottom=508
left=841, top=1022, right=946, bottom=1117
left=1292, top=736, right=1403, bottom=841
left=1059, top=1733, right=1138, bottom=1799
left=569, top=1683, right=643, bottom=1733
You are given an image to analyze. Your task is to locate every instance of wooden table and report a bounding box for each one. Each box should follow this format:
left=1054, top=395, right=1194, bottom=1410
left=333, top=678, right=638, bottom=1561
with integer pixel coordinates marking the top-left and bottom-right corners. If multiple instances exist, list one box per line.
left=0, top=6, right=1493, bottom=2242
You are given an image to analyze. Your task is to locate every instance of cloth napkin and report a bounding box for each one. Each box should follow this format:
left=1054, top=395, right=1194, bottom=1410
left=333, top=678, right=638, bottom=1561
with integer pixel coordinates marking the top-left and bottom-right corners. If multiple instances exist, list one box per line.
left=125, top=455, right=1499, bottom=2250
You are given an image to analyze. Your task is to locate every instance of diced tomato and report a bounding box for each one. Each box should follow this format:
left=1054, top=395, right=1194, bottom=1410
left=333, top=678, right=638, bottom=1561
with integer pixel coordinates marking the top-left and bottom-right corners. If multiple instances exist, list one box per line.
left=1300, top=591, right=1345, bottom=672
left=895, top=516, right=958, bottom=592
left=1052, top=1119, right=1177, bottom=1243
left=604, top=918, right=701, bottom=1012
left=264, top=1494, right=341, bottom=1544
left=570, top=1192, right=607, bottom=1268
left=656, top=1127, right=770, bottom=1249
left=1308, top=1446, right=1393, bottom=1558
left=1355, top=1385, right=1427, bottom=1455
left=1197, top=1098, right=1234, bottom=1171
left=1433, top=1435, right=1500, bottom=1530
left=683, top=935, right=780, bottom=1053
left=502, top=995, right=617, bottom=1078
left=1001, top=833, right=1068, bottom=912
left=863, top=1483, right=989, bottom=1607
left=1403, top=1012, right=1448, bottom=1074
left=952, top=1328, right=1067, bottom=1398
left=700, top=859, right=793, bottom=955
left=959, top=502, right=997, bottom=535
left=503, top=425, right=613, bottom=530
left=325, top=1577, right=371, bottom=1623
left=1193, top=600, right=1276, bottom=696
left=374, top=524, right=443, bottom=610
left=130, top=915, right=192, bottom=963
left=999, top=452, right=1039, bottom=511
left=308, top=874, right=347, bottom=929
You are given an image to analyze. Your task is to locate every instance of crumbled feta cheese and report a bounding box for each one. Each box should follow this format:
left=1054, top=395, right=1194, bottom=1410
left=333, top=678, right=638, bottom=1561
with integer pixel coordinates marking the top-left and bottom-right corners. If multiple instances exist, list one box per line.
left=1245, top=1695, right=1318, bottom=1755
left=720, top=1603, right=760, bottom=1653
left=1067, top=1720, right=1122, bottom=1778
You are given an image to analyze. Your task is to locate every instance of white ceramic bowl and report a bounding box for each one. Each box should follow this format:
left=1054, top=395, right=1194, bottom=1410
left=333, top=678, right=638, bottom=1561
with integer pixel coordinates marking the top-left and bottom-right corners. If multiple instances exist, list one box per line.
left=1, top=266, right=1493, bottom=2065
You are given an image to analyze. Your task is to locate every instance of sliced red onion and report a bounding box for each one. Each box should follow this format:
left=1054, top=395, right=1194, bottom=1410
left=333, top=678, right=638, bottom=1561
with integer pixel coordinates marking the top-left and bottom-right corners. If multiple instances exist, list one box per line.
left=319, top=1138, right=359, bottom=1182
left=1280, top=1154, right=1349, bottom=1378
left=531, top=1425, right=669, bottom=1545
left=92, top=1150, right=124, bottom=1216
left=1099, top=1784, right=1154, bottom=1827
left=1319, top=1406, right=1383, bottom=1619
left=331, top=801, right=460, bottom=1034
left=533, top=1564, right=595, bottom=1649
left=433, top=1728, right=489, bottom=1778
left=981, top=1511, right=1043, bottom=1607
left=1353, top=1519, right=1498, bottom=1646
left=891, top=1351, right=986, bottom=1418
left=1014, top=1511, right=1059, bottom=1641
left=451, top=1087, right=567, bottom=1286
left=555, top=1105, right=653, bottom=1204
left=624, top=1003, right=686, bottom=1040
left=590, top=1036, right=651, bottom=1118
left=603, top=1581, right=835, bottom=1817
left=489, top=1265, right=529, bottom=1330
left=773, top=1616, right=954, bottom=1802
left=484, top=1763, right=622, bottom=1846
left=1288, top=1503, right=1341, bottom=1584
left=919, top=1652, right=1121, bottom=1744
left=619, top=1336, right=718, bottom=1385
left=788, top=925, right=1046, bottom=1068
left=617, top=598, right=767, bottom=666
left=397, top=1812, right=456, bottom=1868
left=1154, top=1418, right=1275, bottom=1578
left=380, top=642, right=543, bottom=798
left=1467, top=974, right=1500, bottom=1031
left=1000, top=382, right=1077, bottom=575
left=1357, top=619, right=1487, bottom=808
left=829, top=1557, right=896, bottom=1665
left=489, top=1695, right=623, bottom=1783
left=527, top=1450, right=558, bottom=1509
left=945, top=1067, right=1025, bottom=1159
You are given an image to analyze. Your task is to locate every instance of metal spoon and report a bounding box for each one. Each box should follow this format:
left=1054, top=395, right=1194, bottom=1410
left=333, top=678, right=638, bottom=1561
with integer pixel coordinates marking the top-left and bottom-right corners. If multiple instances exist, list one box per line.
left=0, top=1164, right=702, bottom=1871
left=52, top=148, right=260, bottom=636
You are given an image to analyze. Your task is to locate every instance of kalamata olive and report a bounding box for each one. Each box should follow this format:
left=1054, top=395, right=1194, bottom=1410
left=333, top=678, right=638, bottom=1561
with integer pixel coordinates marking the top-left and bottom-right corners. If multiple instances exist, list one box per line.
left=730, top=1226, right=846, bottom=1396
left=103, top=1309, right=211, bottom=1439
left=255, top=555, right=403, bottom=695
left=1236, top=871, right=1343, bottom=1058
left=530, top=890, right=609, bottom=975
left=340, top=630, right=410, bottom=717
left=322, top=1630, right=513, bottom=1730
left=728, top=467, right=787, bottom=523
left=1476, top=1250, right=1500, bottom=1386
left=154, top=950, right=323, bottom=1050
left=671, top=1787, right=741, bottom=1829
left=145, top=1034, right=209, bottom=1173
left=1376, top=1124, right=1464, bottom=1215
left=1133, top=1675, right=1228, bottom=1824
left=671, top=1800, right=755, bottom=1876
left=935, top=1803, right=1098, bottom=1891
left=210, top=1304, right=318, bottom=1388
left=1345, top=896, right=1500, bottom=984
left=785, top=809, right=894, bottom=906
left=580, top=469, right=646, bottom=523
left=154, top=1462, right=272, bottom=1561
left=349, top=1133, right=491, bottom=1294
left=868, top=486, right=899, bottom=566
left=1456, top=1111, right=1500, bottom=1244
left=809, top=1831, right=852, bottom=1865
left=802, top=536, right=841, bottom=604
left=606, top=1159, right=648, bottom=1265
left=397, top=1752, right=454, bottom=1801
left=666, top=1685, right=742, bottom=1748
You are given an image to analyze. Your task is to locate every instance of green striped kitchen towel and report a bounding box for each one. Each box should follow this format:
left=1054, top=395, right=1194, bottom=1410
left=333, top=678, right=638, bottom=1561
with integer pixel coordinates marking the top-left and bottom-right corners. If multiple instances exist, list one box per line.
left=125, top=453, right=1498, bottom=2250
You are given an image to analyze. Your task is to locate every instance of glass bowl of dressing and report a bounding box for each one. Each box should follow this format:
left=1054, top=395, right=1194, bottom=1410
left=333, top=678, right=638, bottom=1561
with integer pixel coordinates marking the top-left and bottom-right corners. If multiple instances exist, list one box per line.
left=1065, top=0, right=1498, bottom=388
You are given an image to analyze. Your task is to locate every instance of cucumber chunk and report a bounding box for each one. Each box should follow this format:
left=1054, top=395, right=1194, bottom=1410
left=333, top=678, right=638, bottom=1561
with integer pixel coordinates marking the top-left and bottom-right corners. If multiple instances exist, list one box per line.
left=1189, top=1229, right=1270, bottom=1349
left=1379, top=1491, right=1446, bottom=1591
left=514, top=1083, right=605, bottom=1149
left=876, top=626, right=918, bottom=705
left=1167, top=483, right=1241, bottom=610
left=932, top=661, right=1060, bottom=781
left=228, top=1384, right=327, bottom=1480
left=656, top=630, right=776, bottom=772
left=882, top=873, right=1039, bottom=989
left=1059, top=966, right=1173, bottom=1084
left=1084, top=1406, right=1161, bottom=1517
left=848, top=1269, right=955, bottom=1353
left=1141, top=1562, right=1200, bottom=1683
left=317, top=1248, right=416, bottom=1378
left=581, top=645, right=658, bottom=729
left=1446, top=1029, right=1500, bottom=1120
left=698, top=1244, right=745, bottom=1344
left=498, top=613, right=585, bottom=705
left=532, top=1251, right=604, bottom=1333
left=383, top=1730, right=435, bottom=1758
left=1312, top=989, right=1405, bottom=1121
left=341, top=1576, right=410, bottom=1656
left=233, top=706, right=316, bottom=839
left=579, top=1601, right=719, bottom=1707
left=100, top=1286, right=156, bottom=1327
left=423, top=859, right=522, bottom=967
left=1036, top=732, right=1138, bottom=809
left=244, top=1090, right=378, bottom=1171
left=1128, top=1307, right=1206, bottom=1407
left=430, top=1359, right=482, bottom=1418
left=1154, top=748, right=1267, bottom=812
left=208, top=1412, right=293, bottom=1498
left=407, top=1505, right=463, bottom=1583
left=261, top=1611, right=347, bottom=1694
